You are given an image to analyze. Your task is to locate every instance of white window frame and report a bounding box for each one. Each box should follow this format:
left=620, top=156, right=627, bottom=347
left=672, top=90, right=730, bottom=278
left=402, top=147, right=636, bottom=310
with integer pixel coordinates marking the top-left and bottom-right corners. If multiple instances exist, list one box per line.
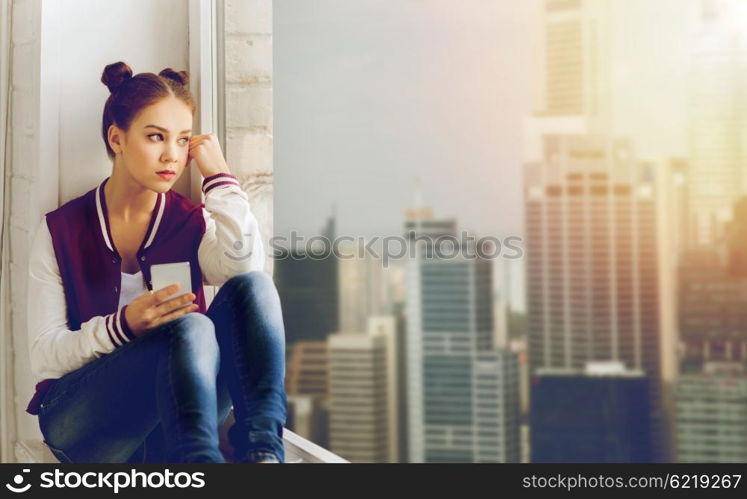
left=188, top=0, right=346, bottom=463
left=188, top=0, right=219, bottom=203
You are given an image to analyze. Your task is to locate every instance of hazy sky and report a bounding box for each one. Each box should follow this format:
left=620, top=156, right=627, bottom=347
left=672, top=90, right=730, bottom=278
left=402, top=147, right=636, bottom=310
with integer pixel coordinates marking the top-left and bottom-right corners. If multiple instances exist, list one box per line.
left=273, top=0, right=702, bottom=311
left=274, top=0, right=701, bottom=241
left=274, top=0, right=534, bottom=240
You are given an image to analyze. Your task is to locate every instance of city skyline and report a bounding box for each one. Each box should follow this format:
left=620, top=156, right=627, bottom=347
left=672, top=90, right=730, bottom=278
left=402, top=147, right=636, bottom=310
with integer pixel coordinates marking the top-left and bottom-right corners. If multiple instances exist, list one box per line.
left=275, top=0, right=747, bottom=463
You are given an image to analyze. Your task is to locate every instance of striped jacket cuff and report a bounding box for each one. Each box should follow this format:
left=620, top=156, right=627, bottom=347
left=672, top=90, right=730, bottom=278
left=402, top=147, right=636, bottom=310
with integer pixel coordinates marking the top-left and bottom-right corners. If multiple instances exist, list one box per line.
left=106, top=306, right=136, bottom=348
left=202, top=173, right=240, bottom=195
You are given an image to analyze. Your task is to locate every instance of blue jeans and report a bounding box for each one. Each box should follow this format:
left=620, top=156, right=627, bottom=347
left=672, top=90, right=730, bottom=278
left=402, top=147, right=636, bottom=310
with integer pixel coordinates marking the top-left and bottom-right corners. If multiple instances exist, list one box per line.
left=37, top=271, right=287, bottom=463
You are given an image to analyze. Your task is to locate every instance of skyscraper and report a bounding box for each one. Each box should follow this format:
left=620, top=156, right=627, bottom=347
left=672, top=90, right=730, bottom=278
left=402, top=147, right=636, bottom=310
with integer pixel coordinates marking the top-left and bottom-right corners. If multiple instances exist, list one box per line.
left=337, top=239, right=391, bottom=332
left=524, top=0, right=612, bottom=154
left=688, top=0, right=747, bottom=244
left=538, top=0, right=610, bottom=120
left=274, top=219, right=339, bottom=344
left=526, top=137, right=659, bottom=375
left=675, top=362, right=747, bottom=462
left=678, top=196, right=747, bottom=371
left=524, top=0, right=676, bottom=462
left=405, top=212, right=520, bottom=463
left=285, top=341, right=330, bottom=446
left=679, top=249, right=747, bottom=371
left=328, top=316, right=399, bottom=462
left=524, top=135, right=672, bottom=461
left=531, top=363, right=652, bottom=463
left=286, top=341, right=329, bottom=398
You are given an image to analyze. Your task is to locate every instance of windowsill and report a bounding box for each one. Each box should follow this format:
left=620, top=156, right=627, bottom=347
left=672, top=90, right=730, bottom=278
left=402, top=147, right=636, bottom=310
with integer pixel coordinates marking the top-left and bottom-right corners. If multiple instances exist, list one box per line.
left=15, top=429, right=348, bottom=464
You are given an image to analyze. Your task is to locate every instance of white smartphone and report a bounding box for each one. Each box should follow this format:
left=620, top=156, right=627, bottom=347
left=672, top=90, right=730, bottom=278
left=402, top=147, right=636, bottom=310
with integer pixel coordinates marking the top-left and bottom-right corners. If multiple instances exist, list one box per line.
left=150, top=262, right=193, bottom=300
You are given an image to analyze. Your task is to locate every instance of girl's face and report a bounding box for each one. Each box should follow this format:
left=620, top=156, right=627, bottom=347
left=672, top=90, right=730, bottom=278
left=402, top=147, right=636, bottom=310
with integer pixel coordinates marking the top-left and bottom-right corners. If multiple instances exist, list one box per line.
left=110, top=96, right=193, bottom=193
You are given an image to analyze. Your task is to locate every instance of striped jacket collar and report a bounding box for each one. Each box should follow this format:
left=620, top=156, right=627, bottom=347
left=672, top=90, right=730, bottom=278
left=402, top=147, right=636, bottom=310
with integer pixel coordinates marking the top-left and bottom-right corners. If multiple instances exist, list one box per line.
left=95, top=177, right=166, bottom=257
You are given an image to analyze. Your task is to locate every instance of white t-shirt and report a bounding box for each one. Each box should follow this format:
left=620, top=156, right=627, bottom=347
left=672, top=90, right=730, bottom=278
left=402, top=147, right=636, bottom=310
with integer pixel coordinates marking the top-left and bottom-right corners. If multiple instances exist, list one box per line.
left=118, top=271, right=148, bottom=309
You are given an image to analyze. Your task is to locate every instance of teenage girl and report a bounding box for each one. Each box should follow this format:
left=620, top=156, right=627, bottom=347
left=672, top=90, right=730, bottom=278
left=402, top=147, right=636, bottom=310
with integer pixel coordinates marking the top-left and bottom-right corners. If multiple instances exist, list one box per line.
left=25, top=61, right=287, bottom=463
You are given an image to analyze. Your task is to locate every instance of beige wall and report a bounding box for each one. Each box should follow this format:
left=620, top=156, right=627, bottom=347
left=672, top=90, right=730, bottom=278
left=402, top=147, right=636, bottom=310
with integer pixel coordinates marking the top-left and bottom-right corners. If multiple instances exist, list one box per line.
left=224, top=0, right=274, bottom=274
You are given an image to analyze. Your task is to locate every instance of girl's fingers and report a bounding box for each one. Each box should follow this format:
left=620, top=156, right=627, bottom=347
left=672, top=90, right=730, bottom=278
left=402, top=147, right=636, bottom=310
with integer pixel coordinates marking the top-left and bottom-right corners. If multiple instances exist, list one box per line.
left=189, top=135, right=210, bottom=145
left=189, top=140, right=209, bottom=152
left=190, top=134, right=216, bottom=146
left=153, top=303, right=199, bottom=327
left=154, top=292, right=196, bottom=316
left=150, top=284, right=181, bottom=305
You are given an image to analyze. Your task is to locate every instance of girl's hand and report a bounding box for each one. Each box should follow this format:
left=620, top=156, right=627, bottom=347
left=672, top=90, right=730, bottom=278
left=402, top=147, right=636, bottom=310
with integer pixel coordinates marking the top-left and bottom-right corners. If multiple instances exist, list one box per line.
left=188, top=133, right=231, bottom=178
left=124, top=284, right=198, bottom=337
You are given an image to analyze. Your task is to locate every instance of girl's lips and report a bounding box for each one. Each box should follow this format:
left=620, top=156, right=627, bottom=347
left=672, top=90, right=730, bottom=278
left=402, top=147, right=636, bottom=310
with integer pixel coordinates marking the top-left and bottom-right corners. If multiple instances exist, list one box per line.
left=156, top=171, right=176, bottom=180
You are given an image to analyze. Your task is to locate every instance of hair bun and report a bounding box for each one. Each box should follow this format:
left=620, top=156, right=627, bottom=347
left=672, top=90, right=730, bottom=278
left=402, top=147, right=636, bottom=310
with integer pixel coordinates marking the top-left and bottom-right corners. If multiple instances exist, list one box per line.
left=159, top=68, right=189, bottom=86
left=101, top=61, right=133, bottom=93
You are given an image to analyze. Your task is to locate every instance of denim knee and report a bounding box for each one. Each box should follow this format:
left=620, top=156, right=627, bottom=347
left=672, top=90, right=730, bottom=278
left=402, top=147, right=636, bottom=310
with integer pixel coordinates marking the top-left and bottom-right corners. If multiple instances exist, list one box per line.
left=163, top=313, right=220, bottom=369
left=224, top=271, right=275, bottom=298
left=226, top=272, right=281, bottom=314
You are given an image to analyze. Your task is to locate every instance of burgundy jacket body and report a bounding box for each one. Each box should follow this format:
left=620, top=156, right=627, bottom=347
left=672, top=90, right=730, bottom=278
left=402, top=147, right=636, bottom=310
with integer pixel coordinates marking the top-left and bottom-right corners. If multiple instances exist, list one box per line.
left=26, top=177, right=208, bottom=414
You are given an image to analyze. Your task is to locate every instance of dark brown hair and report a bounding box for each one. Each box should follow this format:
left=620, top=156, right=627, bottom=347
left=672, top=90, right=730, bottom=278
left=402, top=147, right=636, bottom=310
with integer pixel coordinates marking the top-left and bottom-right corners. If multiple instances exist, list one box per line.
left=100, top=61, right=195, bottom=159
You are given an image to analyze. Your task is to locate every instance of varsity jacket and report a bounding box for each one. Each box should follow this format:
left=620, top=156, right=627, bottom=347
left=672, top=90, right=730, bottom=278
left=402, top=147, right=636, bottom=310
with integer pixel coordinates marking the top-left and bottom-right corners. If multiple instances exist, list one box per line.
left=25, top=173, right=265, bottom=415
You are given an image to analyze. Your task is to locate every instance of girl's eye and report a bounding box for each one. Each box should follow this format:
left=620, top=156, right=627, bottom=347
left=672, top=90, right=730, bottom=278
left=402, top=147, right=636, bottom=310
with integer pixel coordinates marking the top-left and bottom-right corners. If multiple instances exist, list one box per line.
left=148, top=134, right=190, bottom=145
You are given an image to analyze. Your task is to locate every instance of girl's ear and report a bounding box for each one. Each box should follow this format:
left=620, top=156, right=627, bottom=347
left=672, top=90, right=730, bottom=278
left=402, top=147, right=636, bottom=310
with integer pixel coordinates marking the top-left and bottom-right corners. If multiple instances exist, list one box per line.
left=108, top=125, right=123, bottom=155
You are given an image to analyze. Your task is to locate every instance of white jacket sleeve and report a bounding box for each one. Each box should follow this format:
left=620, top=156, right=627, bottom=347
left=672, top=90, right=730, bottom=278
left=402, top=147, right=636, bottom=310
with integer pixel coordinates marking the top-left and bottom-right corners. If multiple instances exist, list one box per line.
left=27, top=218, right=137, bottom=382
left=198, top=173, right=266, bottom=286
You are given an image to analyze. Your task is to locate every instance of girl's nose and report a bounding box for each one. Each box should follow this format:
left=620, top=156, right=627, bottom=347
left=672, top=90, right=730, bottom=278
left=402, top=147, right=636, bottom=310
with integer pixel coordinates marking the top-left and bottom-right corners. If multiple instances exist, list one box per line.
left=161, top=142, right=179, bottom=163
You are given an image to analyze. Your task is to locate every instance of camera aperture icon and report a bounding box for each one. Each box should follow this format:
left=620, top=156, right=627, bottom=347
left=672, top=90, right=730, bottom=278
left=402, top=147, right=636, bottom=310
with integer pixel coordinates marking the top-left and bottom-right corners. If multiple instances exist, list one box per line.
left=6, top=469, right=31, bottom=493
